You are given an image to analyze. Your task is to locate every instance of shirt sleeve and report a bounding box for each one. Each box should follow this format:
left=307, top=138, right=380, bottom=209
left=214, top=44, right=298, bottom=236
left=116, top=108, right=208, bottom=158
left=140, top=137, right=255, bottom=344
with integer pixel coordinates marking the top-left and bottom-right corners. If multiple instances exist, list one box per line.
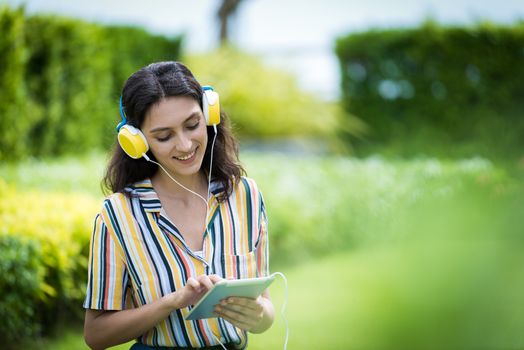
left=255, top=191, right=270, bottom=277
left=83, top=212, right=128, bottom=310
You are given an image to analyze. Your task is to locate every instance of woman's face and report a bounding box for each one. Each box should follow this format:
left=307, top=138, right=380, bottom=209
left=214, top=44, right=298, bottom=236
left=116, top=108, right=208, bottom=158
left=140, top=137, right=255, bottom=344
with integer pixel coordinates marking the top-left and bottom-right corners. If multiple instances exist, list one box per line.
left=142, top=96, right=208, bottom=178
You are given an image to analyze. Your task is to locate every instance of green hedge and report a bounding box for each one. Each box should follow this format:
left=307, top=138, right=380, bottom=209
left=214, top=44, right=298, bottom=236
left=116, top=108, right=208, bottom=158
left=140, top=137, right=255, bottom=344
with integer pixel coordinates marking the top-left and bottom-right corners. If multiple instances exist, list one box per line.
left=0, top=7, right=34, bottom=160
left=0, top=179, right=100, bottom=346
left=0, top=6, right=182, bottom=160
left=185, top=47, right=356, bottom=146
left=335, top=21, right=524, bottom=159
left=0, top=236, right=43, bottom=348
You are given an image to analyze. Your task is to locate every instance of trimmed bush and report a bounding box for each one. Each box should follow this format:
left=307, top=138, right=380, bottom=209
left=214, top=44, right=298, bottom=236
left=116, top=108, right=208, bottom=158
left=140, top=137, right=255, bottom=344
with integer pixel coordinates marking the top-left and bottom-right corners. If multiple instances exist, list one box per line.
left=0, top=179, right=100, bottom=342
left=0, top=6, right=182, bottom=160
left=0, top=6, right=35, bottom=160
left=24, top=15, right=113, bottom=156
left=335, top=21, right=524, bottom=159
left=0, top=236, right=43, bottom=348
left=185, top=47, right=362, bottom=151
left=104, top=25, right=185, bottom=98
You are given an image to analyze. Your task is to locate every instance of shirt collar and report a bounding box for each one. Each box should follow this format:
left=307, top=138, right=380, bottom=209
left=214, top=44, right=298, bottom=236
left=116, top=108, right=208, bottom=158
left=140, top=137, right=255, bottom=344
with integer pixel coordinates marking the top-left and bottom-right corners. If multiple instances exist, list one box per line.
left=124, top=178, right=225, bottom=212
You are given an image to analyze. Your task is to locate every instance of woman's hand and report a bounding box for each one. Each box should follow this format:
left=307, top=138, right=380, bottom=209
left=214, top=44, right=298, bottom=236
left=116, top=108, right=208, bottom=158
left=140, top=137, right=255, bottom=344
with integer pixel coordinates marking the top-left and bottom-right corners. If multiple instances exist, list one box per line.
left=213, top=293, right=274, bottom=333
left=173, top=274, right=223, bottom=309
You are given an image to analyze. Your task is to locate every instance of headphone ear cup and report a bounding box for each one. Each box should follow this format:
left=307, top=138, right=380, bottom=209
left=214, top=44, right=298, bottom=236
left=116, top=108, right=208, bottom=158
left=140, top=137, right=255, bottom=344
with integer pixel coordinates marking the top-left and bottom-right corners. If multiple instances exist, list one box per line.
left=203, top=90, right=221, bottom=126
left=117, top=125, right=149, bottom=159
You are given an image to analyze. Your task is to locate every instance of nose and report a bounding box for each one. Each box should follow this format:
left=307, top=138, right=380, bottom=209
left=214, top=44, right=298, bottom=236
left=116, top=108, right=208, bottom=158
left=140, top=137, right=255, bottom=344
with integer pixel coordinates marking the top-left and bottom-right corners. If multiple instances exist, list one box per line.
left=175, top=133, right=192, bottom=152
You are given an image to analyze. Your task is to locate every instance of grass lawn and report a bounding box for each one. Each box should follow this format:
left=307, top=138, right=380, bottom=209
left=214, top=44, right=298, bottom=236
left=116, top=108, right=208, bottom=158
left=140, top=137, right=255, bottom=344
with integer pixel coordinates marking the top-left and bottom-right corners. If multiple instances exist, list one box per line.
left=36, top=251, right=354, bottom=350
left=4, top=152, right=522, bottom=349
left=38, top=234, right=524, bottom=349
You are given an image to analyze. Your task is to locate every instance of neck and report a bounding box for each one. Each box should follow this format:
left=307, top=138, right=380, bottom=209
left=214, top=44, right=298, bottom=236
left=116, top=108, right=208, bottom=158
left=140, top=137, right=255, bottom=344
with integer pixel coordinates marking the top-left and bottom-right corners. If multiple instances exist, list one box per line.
left=152, top=169, right=208, bottom=201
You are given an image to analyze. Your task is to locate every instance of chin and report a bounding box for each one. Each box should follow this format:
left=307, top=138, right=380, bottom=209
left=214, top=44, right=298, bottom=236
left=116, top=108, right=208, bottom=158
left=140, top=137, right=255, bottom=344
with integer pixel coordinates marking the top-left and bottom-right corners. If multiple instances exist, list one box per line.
left=173, top=159, right=205, bottom=177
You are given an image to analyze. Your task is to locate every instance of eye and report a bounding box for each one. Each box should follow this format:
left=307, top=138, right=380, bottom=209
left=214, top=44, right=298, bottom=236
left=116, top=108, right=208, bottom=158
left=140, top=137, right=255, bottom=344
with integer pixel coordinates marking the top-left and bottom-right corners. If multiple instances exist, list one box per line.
left=187, top=121, right=200, bottom=130
left=156, top=134, right=171, bottom=142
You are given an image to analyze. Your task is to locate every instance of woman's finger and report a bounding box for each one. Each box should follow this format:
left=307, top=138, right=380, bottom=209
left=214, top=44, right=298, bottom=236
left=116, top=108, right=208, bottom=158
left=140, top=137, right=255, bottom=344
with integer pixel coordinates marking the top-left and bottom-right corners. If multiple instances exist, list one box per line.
left=219, top=303, right=257, bottom=317
left=209, top=274, right=223, bottom=284
left=186, top=277, right=201, bottom=291
left=222, top=297, right=263, bottom=312
left=214, top=309, right=256, bottom=330
left=197, top=275, right=213, bottom=291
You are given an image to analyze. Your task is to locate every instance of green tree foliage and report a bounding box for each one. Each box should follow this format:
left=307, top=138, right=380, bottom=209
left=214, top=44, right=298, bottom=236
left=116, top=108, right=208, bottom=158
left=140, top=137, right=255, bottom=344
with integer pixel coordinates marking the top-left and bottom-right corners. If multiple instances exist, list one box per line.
left=24, top=15, right=113, bottom=156
left=104, top=25, right=185, bottom=100
left=0, top=7, right=33, bottom=160
left=0, top=6, right=182, bottom=160
left=0, top=236, right=43, bottom=349
left=185, top=46, right=357, bottom=150
left=335, top=21, right=524, bottom=159
left=0, top=178, right=100, bottom=345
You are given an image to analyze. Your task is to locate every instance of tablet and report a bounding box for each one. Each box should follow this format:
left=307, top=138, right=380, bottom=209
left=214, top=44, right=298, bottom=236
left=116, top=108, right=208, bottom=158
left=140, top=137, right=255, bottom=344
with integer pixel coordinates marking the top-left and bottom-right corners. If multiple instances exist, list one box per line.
left=184, top=275, right=275, bottom=320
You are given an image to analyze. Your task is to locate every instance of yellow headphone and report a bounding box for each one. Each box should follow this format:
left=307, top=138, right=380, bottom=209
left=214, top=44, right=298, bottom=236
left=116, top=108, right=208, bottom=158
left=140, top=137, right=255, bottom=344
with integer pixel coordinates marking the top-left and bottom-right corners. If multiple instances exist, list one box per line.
left=116, top=86, right=220, bottom=159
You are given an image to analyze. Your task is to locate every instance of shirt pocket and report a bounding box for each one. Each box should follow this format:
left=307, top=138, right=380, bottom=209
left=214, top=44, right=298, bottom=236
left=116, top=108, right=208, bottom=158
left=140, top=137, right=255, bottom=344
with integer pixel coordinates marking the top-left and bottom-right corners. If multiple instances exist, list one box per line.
left=221, top=251, right=258, bottom=280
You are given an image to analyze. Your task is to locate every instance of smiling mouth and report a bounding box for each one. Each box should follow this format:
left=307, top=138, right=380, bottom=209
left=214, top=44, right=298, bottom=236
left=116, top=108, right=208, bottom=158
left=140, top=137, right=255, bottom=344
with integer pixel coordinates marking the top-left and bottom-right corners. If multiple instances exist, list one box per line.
left=173, top=148, right=197, bottom=161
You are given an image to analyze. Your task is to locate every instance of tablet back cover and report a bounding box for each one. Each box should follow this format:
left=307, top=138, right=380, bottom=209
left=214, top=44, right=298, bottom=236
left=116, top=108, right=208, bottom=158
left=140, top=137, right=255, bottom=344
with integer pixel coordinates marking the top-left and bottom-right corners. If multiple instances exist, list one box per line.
left=185, top=276, right=274, bottom=320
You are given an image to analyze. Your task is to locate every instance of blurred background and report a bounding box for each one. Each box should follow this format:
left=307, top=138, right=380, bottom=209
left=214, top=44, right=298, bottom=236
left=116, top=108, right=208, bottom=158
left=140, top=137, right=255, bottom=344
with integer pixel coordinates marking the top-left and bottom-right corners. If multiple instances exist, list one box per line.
left=1, top=0, right=523, bottom=349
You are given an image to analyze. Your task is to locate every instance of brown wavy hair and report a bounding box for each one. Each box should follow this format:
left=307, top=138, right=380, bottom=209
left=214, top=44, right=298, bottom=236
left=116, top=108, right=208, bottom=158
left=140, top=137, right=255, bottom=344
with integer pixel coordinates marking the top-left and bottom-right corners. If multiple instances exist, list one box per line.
left=103, top=61, right=245, bottom=202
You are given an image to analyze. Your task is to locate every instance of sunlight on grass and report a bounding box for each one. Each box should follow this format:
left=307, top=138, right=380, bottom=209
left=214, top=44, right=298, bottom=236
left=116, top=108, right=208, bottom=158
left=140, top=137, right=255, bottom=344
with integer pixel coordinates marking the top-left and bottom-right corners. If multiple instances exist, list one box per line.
left=0, top=152, right=106, bottom=196
left=3, top=152, right=522, bottom=349
left=29, top=328, right=133, bottom=350
left=36, top=234, right=524, bottom=349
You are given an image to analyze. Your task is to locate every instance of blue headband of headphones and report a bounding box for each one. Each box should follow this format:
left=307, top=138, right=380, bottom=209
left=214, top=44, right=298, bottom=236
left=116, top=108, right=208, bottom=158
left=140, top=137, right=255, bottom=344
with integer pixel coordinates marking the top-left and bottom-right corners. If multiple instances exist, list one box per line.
left=116, top=96, right=127, bottom=132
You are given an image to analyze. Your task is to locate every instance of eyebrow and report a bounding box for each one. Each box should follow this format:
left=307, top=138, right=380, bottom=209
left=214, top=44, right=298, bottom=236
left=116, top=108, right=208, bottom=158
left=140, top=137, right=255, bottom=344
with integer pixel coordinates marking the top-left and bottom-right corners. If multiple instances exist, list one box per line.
left=149, top=112, right=201, bottom=134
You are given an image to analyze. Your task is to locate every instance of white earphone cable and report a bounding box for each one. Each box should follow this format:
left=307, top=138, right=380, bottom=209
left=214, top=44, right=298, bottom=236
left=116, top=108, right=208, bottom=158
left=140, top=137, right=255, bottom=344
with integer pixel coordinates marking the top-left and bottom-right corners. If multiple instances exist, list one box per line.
left=212, top=272, right=289, bottom=350
left=207, top=124, right=218, bottom=209
left=142, top=153, right=208, bottom=207
left=211, top=333, right=228, bottom=350
left=143, top=126, right=289, bottom=350
left=205, top=125, right=218, bottom=238
left=142, top=124, right=218, bottom=236
left=272, top=272, right=289, bottom=350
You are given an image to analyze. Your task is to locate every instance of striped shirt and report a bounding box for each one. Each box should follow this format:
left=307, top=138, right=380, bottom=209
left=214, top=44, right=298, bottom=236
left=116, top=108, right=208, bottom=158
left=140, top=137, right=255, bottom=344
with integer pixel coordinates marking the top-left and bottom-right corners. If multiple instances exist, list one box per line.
left=83, top=177, right=269, bottom=348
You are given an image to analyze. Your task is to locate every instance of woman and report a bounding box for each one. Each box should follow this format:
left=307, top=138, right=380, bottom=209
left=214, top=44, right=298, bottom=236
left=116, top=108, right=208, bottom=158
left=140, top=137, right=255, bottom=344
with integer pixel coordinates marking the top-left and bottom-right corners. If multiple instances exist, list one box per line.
left=83, top=61, right=274, bottom=350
